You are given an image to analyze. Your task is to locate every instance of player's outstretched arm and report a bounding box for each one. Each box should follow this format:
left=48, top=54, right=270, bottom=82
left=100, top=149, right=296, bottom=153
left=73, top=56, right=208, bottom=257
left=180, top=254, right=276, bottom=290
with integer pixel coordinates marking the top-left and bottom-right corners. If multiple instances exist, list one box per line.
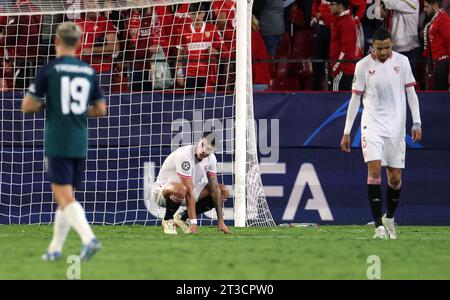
left=88, top=100, right=107, bottom=117
left=406, top=86, right=422, bottom=142
left=180, top=176, right=197, bottom=233
left=207, top=174, right=231, bottom=234
left=341, top=92, right=361, bottom=152
left=22, top=95, right=44, bottom=114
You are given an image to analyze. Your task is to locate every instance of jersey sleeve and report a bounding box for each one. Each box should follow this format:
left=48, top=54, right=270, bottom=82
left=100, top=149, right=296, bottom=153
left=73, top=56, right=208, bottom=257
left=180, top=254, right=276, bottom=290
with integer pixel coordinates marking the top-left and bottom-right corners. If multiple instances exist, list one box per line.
left=350, top=0, right=366, bottom=21
left=206, top=154, right=218, bottom=176
left=90, top=69, right=105, bottom=104
left=26, top=65, right=48, bottom=101
left=382, top=0, right=418, bottom=13
left=352, top=61, right=365, bottom=94
left=403, top=57, right=416, bottom=87
left=318, top=3, right=335, bottom=27
left=437, top=17, right=450, bottom=69
left=217, top=1, right=235, bottom=17
left=174, top=151, right=193, bottom=179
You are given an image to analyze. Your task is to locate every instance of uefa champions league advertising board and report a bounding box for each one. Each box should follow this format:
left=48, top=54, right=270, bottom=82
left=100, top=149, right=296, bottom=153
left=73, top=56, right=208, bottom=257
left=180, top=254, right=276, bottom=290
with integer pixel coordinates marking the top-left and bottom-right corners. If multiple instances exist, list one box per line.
left=1, top=92, right=449, bottom=225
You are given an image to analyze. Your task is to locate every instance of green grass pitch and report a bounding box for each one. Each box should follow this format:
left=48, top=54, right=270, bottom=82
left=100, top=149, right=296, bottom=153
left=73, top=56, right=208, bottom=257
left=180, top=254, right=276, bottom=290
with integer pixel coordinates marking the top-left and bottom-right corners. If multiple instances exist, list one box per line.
left=1, top=225, right=450, bottom=280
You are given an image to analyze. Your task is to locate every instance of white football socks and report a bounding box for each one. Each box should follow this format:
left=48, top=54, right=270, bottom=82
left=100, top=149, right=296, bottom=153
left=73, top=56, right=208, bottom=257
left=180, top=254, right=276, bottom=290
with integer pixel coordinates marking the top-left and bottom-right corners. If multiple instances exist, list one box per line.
left=63, top=201, right=95, bottom=245
left=48, top=208, right=70, bottom=253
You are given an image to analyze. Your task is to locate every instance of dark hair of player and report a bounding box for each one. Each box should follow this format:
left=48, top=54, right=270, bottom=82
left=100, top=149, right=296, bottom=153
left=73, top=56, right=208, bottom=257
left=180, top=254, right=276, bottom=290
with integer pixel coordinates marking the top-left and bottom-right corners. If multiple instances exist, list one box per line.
left=372, top=27, right=392, bottom=42
left=424, top=0, right=443, bottom=7
left=202, top=131, right=216, bottom=147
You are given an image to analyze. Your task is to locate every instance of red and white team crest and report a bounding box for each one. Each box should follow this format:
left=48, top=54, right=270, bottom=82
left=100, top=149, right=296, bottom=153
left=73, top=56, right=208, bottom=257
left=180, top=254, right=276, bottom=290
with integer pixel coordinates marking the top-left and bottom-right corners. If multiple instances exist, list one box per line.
left=394, top=66, right=400, bottom=74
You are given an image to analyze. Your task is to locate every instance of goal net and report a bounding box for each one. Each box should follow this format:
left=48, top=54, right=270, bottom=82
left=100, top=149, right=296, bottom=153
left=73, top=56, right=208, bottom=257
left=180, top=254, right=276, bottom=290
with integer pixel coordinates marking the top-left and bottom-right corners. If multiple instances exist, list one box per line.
left=0, top=0, right=275, bottom=227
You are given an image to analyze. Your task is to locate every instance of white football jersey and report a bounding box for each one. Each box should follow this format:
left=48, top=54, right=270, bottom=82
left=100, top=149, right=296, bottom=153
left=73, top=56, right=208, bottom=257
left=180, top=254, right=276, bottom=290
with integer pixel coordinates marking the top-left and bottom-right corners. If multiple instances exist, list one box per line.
left=155, top=145, right=217, bottom=189
left=352, top=51, right=416, bottom=138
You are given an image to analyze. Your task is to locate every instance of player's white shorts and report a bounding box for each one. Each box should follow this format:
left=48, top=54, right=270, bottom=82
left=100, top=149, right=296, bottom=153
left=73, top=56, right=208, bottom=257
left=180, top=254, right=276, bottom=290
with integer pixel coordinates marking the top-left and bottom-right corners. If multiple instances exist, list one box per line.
left=149, top=180, right=208, bottom=207
left=361, top=134, right=406, bottom=168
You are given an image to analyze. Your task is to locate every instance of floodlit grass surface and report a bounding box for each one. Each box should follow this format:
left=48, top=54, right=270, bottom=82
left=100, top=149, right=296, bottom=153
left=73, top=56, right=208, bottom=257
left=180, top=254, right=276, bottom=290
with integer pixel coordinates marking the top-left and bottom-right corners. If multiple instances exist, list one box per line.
left=1, top=225, right=450, bottom=280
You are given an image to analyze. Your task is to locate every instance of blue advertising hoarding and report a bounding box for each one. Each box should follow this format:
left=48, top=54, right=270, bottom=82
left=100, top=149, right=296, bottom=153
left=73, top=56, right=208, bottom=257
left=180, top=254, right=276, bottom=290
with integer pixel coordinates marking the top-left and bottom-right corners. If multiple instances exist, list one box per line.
left=1, top=92, right=449, bottom=225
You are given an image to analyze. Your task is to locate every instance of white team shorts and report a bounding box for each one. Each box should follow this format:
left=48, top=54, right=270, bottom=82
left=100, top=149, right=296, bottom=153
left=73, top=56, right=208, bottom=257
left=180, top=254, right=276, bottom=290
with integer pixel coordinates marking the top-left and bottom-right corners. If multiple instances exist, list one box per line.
left=361, top=134, right=406, bottom=168
left=150, top=182, right=169, bottom=207
left=150, top=180, right=208, bottom=207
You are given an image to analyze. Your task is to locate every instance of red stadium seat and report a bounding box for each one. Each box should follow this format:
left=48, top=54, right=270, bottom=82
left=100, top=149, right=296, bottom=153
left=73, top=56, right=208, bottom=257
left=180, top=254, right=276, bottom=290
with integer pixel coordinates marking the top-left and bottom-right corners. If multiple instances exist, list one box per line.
left=291, top=30, right=315, bottom=59
left=275, top=32, right=292, bottom=59
left=275, top=55, right=290, bottom=78
left=271, top=33, right=292, bottom=78
left=289, top=30, right=315, bottom=90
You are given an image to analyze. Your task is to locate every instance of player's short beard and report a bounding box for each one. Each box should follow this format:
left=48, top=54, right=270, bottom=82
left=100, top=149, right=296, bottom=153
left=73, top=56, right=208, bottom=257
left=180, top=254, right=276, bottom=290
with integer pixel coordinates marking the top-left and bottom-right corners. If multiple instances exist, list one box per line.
left=196, top=142, right=204, bottom=161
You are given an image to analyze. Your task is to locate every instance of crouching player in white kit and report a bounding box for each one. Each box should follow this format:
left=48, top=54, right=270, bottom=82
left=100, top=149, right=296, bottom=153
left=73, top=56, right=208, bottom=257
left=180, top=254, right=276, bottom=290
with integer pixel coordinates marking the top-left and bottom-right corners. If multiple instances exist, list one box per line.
left=150, top=132, right=232, bottom=234
left=340, top=28, right=422, bottom=239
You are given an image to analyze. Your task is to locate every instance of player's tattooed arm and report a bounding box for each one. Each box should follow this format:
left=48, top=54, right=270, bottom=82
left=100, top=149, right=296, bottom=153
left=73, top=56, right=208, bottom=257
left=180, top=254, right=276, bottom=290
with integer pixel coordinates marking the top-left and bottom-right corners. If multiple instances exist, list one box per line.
left=208, top=175, right=222, bottom=213
left=180, top=176, right=196, bottom=222
left=208, top=175, right=231, bottom=234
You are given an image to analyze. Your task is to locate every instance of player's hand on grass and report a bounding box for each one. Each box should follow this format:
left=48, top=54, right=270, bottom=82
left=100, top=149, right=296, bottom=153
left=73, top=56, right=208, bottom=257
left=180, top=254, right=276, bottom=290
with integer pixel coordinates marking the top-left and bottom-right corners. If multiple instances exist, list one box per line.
left=189, top=223, right=198, bottom=234
left=217, top=220, right=232, bottom=234
left=340, top=134, right=351, bottom=152
left=411, top=123, right=422, bottom=142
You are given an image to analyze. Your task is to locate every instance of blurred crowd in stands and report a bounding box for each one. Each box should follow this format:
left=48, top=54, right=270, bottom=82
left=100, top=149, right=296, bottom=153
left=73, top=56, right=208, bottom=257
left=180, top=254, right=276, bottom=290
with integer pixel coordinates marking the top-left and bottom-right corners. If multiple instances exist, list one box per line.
left=0, top=0, right=449, bottom=93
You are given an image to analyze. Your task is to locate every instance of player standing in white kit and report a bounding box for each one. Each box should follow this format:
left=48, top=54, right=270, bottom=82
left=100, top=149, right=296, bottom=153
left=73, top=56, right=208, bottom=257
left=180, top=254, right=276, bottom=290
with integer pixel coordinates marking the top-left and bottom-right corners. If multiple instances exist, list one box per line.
left=340, top=28, right=422, bottom=239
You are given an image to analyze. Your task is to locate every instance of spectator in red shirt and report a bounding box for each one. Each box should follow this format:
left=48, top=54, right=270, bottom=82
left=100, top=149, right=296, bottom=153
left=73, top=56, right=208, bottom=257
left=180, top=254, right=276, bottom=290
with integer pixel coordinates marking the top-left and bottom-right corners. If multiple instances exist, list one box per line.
left=75, top=0, right=119, bottom=94
left=176, top=2, right=229, bottom=92
left=251, top=15, right=271, bottom=91
left=169, top=3, right=191, bottom=58
left=320, top=0, right=357, bottom=91
left=423, top=0, right=450, bottom=90
left=3, top=0, right=42, bottom=90
left=211, top=0, right=237, bottom=92
left=154, top=5, right=175, bottom=48
left=123, top=7, right=170, bottom=92
left=212, top=0, right=236, bottom=48
left=311, top=0, right=332, bottom=90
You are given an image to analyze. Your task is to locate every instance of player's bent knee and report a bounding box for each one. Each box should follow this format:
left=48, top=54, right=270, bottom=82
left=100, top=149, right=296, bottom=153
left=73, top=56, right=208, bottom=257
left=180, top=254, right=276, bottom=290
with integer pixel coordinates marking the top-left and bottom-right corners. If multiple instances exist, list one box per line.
left=388, top=179, right=402, bottom=189
left=173, top=184, right=188, bottom=200
left=367, top=176, right=381, bottom=185
left=51, top=184, right=75, bottom=208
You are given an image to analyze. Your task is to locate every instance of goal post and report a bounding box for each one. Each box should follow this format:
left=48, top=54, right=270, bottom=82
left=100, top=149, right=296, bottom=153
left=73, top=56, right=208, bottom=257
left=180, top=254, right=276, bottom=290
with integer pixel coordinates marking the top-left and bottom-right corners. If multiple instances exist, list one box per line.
left=233, top=0, right=247, bottom=227
left=0, top=0, right=275, bottom=227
